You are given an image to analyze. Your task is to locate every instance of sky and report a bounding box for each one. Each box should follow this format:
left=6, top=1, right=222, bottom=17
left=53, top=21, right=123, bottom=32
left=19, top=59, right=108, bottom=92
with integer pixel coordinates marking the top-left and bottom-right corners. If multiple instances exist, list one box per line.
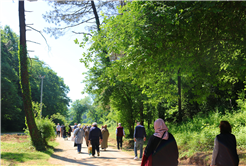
left=0, top=0, right=91, bottom=105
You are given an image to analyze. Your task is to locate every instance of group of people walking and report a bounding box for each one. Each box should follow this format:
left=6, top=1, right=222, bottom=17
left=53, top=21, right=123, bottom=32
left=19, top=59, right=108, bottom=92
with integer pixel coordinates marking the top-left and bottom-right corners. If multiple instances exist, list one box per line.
left=56, top=123, right=72, bottom=139
left=72, top=122, right=109, bottom=157
left=56, top=119, right=239, bottom=166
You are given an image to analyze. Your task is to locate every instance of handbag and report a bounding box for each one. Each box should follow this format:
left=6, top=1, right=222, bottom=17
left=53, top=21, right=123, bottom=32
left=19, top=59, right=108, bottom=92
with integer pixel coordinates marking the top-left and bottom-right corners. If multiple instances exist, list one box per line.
left=141, top=131, right=166, bottom=166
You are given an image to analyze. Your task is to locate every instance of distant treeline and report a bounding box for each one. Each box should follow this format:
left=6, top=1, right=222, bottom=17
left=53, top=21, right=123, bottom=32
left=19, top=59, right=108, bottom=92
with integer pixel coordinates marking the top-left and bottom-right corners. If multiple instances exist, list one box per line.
left=1, top=26, right=71, bottom=132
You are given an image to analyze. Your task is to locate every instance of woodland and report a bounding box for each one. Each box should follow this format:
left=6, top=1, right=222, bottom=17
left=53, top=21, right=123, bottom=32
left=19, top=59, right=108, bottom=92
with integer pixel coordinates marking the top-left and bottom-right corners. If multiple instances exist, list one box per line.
left=1, top=1, right=246, bottom=154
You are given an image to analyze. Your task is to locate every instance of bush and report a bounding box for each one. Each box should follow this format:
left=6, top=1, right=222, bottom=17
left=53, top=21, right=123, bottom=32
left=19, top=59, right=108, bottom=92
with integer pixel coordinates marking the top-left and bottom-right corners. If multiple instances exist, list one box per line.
left=35, top=117, right=56, bottom=145
left=24, top=116, right=56, bottom=146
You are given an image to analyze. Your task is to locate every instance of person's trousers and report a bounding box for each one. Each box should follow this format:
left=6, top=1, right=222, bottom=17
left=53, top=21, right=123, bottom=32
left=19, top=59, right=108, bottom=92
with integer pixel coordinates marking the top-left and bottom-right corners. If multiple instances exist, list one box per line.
left=56, top=131, right=60, bottom=137
left=91, top=139, right=99, bottom=156
left=134, top=138, right=144, bottom=158
left=117, top=136, right=123, bottom=149
left=77, top=143, right=81, bottom=152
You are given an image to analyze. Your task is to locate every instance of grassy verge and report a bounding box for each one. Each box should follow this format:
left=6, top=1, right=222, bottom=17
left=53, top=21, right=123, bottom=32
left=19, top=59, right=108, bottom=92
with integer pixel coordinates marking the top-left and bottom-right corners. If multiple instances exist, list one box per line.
left=1, top=134, right=59, bottom=165
left=106, top=109, right=246, bottom=165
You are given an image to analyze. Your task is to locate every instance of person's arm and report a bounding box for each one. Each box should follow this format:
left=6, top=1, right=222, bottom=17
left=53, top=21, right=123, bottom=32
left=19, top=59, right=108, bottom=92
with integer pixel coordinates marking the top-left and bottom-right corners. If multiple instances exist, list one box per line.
left=99, top=130, right=103, bottom=143
left=134, top=127, right=137, bottom=142
left=211, top=137, right=219, bottom=166
left=123, top=128, right=125, bottom=137
left=143, top=127, right=146, bottom=141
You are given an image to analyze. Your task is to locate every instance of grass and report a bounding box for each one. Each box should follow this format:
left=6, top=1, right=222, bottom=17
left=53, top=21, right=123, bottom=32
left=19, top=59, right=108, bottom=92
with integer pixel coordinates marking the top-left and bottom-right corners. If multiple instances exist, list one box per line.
left=1, top=134, right=59, bottom=165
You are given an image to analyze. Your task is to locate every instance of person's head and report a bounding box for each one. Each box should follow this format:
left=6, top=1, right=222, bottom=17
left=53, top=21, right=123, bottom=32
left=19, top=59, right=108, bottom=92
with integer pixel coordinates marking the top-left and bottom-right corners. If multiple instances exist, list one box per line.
left=153, top=118, right=169, bottom=140
left=118, top=123, right=121, bottom=127
left=58, top=123, right=60, bottom=125
left=136, top=122, right=140, bottom=126
left=78, top=123, right=81, bottom=128
left=154, top=118, right=168, bottom=132
left=104, top=125, right=107, bottom=129
left=74, top=123, right=77, bottom=125
left=92, top=122, right=97, bottom=127
left=219, top=121, right=231, bottom=134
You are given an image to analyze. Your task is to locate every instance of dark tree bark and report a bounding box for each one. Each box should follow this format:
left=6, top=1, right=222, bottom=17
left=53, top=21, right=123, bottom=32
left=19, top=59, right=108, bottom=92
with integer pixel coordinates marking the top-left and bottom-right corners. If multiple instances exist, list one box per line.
left=178, top=68, right=182, bottom=122
left=140, top=101, right=144, bottom=126
left=19, top=1, right=45, bottom=151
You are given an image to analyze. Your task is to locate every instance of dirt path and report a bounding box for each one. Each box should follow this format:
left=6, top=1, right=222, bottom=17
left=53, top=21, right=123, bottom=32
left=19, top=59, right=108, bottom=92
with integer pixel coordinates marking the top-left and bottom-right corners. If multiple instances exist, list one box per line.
left=48, top=136, right=142, bottom=166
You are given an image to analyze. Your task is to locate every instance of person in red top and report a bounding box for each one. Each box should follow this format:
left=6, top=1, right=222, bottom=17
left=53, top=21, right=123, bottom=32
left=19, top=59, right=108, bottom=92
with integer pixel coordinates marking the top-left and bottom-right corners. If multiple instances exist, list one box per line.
left=116, top=123, right=125, bottom=150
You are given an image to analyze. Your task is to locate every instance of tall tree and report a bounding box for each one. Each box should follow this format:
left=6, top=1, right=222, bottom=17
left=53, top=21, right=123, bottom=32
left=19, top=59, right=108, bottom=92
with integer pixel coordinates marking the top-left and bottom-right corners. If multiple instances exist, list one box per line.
left=18, top=1, right=45, bottom=150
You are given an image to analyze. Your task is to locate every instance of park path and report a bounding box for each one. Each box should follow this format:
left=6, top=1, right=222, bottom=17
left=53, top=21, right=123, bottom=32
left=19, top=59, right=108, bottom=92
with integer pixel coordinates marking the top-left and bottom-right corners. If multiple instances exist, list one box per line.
left=48, top=136, right=142, bottom=166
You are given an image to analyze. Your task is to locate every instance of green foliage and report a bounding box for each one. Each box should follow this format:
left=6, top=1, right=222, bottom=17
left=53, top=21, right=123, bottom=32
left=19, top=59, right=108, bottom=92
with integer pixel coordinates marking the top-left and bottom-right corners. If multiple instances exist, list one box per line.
left=29, top=58, right=71, bottom=118
left=169, top=108, right=246, bottom=157
left=70, top=96, right=91, bottom=123
left=78, top=1, right=246, bottom=125
left=1, top=25, right=24, bottom=132
left=24, top=117, right=56, bottom=147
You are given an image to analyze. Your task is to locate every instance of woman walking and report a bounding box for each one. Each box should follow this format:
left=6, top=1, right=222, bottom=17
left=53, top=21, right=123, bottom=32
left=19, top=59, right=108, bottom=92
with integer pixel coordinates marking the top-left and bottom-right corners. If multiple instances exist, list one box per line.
left=210, top=121, right=239, bottom=166
left=101, top=125, right=109, bottom=151
left=74, top=124, right=85, bottom=154
left=84, top=125, right=90, bottom=147
left=141, top=118, right=179, bottom=166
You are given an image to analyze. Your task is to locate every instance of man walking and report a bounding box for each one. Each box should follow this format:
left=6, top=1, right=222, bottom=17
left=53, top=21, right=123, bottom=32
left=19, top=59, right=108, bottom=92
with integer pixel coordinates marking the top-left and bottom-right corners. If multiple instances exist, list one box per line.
left=133, top=122, right=146, bottom=160
left=56, top=123, right=61, bottom=137
left=89, top=122, right=102, bottom=157
left=116, top=123, right=125, bottom=150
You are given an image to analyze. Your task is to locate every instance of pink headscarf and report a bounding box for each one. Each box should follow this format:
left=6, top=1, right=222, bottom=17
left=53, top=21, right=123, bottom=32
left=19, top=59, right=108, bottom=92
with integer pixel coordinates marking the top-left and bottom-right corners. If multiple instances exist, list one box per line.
left=153, top=118, right=169, bottom=140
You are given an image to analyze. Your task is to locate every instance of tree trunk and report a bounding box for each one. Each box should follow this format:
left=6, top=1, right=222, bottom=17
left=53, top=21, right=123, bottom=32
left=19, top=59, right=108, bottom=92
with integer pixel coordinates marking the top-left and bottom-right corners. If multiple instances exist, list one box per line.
left=19, top=1, right=45, bottom=151
left=140, top=101, right=144, bottom=126
left=91, top=0, right=110, bottom=64
left=178, top=68, right=182, bottom=122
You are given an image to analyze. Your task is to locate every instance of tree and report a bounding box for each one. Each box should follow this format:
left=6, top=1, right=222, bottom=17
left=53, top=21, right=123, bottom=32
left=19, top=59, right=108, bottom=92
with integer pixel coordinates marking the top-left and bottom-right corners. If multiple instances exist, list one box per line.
left=80, top=1, right=246, bottom=123
left=1, top=26, right=24, bottom=132
left=29, top=58, right=71, bottom=117
left=18, top=1, right=45, bottom=150
left=71, top=96, right=91, bottom=123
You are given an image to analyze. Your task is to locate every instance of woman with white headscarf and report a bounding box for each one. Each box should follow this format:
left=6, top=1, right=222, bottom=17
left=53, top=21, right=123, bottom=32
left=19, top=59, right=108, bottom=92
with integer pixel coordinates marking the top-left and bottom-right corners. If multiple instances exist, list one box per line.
left=141, top=118, right=179, bottom=166
left=74, top=123, right=85, bottom=154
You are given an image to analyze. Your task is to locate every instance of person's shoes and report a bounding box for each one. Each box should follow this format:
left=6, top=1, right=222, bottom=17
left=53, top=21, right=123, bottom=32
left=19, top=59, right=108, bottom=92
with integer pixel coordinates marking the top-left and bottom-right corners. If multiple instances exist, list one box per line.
left=104, top=149, right=106, bottom=151
left=134, top=157, right=138, bottom=160
left=92, top=155, right=95, bottom=157
left=97, top=152, right=100, bottom=156
left=139, top=158, right=142, bottom=161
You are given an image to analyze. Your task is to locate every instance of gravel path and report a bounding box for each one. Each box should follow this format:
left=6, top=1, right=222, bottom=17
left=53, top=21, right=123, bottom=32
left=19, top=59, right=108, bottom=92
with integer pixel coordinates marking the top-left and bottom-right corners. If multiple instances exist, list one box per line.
left=48, top=136, right=142, bottom=166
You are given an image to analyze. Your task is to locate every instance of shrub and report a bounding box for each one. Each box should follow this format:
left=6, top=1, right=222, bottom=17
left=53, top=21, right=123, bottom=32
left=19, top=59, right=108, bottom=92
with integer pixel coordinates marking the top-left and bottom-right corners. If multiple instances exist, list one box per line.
left=24, top=116, right=56, bottom=147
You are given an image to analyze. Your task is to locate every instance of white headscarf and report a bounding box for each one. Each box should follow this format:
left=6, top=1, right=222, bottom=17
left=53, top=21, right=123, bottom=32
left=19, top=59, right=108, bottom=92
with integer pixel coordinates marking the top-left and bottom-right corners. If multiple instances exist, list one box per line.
left=153, top=118, right=169, bottom=140
left=78, top=123, right=81, bottom=128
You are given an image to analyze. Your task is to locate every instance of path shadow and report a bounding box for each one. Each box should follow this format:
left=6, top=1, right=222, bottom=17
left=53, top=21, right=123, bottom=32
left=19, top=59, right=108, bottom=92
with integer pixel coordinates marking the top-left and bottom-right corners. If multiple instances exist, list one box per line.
left=50, top=153, right=97, bottom=166
left=54, top=148, right=64, bottom=152
left=101, top=150, right=118, bottom=153
left=95, top=156, right=116, bottom=160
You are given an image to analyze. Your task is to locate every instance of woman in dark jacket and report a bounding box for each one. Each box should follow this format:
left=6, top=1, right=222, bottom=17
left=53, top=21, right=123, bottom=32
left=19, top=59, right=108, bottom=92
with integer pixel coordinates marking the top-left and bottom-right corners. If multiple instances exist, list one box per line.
left=141, top=118, right=179, bottom=166
left=211, top=121, right=239, bottom=166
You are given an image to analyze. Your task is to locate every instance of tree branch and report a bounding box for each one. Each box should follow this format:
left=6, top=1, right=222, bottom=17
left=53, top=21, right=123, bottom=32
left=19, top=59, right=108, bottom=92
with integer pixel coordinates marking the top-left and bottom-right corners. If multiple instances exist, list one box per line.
left=72, top=31, right=92, bottom=36
left=54, top=17, right=95, bottom=30
left=26, top=25, right=51, bottom=52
